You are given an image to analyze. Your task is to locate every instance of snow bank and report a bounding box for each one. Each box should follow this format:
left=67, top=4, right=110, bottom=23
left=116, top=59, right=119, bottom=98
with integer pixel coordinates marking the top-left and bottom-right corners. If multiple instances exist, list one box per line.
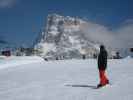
left=0, top=56, right=44, bottom=69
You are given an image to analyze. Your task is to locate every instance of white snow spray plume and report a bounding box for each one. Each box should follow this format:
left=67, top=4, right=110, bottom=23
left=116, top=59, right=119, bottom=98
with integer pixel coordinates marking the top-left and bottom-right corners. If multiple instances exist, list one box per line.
left=0, top=0, right=19, bottom=8
left=79, top=20, right=133, bottom=50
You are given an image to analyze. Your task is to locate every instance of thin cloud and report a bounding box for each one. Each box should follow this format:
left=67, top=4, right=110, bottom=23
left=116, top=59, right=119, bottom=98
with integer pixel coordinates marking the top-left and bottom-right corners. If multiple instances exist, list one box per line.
left=0, top=0, right=18, bottom=8
left=115, top=22, right=133, bottom=49
left=79, top=19, right=133, bottom=49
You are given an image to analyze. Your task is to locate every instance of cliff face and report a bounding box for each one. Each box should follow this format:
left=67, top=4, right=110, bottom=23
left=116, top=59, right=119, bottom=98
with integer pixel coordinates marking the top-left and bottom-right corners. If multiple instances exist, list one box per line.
left=34, top=14, right=99, bottom=59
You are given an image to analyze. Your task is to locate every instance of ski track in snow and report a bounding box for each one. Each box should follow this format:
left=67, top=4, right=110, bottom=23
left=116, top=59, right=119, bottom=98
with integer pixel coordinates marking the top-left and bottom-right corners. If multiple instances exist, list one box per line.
left=0, top=56, right=133, bottom=100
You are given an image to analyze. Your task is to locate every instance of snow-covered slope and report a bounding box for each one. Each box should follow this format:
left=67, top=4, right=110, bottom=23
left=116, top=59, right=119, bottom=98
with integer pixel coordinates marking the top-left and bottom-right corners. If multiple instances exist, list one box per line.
left=0, top=56, right=44, bottom=69
left=34, top=14, right=100, bottom=59
left=0, top=57, right=133, bottom=100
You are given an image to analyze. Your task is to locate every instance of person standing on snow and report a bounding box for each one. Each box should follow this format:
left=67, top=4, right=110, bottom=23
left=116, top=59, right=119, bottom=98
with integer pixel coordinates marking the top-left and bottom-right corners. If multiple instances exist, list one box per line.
left=97, top=45, right=109, bottom=88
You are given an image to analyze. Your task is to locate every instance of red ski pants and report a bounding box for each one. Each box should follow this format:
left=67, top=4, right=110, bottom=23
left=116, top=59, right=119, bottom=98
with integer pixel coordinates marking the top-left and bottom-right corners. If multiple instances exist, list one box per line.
left=99, top=69, right=109, bottom=85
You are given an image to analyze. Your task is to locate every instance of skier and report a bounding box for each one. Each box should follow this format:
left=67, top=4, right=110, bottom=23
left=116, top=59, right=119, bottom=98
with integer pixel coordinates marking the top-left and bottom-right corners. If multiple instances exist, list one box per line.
left=97, top=45, right=109, bottom=88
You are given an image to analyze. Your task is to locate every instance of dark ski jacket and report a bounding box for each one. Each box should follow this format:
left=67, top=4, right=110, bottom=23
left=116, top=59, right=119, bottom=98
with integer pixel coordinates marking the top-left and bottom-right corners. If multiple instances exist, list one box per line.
left=98, top=46, right=108, bottom=70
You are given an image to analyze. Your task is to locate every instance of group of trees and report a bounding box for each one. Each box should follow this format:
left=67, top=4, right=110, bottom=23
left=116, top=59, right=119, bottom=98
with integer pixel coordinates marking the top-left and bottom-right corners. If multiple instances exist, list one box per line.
left=15, top=47, right=38, bottom=56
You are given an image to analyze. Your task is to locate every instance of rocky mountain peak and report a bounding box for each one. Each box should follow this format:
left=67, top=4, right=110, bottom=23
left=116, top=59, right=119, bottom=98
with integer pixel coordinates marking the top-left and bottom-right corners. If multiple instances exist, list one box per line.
left=34, top=14, right=100, bottom=60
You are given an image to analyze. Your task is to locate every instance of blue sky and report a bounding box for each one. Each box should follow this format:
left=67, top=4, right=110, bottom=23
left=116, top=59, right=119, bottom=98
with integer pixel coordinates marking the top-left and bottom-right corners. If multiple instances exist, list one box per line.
left=0, top=0, right=133, bottom=47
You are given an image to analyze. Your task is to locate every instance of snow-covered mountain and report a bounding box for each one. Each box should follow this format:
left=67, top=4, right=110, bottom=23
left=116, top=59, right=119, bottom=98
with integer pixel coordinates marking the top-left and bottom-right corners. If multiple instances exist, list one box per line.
left=34, top=14, right=103, bottom=59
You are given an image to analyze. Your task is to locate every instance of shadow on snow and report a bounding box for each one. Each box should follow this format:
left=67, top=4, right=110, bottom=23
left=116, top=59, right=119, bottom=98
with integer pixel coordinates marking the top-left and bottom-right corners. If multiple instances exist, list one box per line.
left=65, top=84, right=98, bottom=89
